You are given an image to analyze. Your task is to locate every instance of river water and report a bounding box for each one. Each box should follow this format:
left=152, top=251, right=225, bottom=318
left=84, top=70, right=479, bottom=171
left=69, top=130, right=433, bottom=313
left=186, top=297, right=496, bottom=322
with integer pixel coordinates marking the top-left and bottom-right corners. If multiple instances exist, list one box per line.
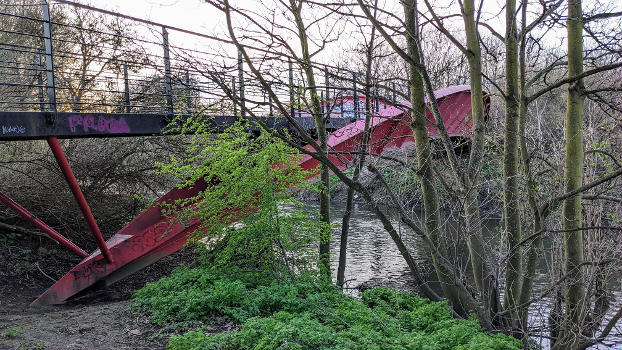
left=297, top=202, right=622, bottom=350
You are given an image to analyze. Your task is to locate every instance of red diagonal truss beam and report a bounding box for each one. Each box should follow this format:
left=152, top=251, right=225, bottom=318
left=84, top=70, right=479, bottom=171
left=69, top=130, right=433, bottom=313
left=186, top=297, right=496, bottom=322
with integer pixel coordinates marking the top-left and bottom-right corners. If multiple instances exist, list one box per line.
left=46, top=137, right=113, bottom=263
left=0, top=191, right=88, bottom=259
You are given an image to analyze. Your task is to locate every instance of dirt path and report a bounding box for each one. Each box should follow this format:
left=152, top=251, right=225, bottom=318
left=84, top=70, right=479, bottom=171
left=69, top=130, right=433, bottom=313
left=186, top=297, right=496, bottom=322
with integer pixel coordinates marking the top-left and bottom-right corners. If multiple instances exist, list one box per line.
left=0, top=237, right=198, bottom=350
left=1, top=300, right=166, bottom=350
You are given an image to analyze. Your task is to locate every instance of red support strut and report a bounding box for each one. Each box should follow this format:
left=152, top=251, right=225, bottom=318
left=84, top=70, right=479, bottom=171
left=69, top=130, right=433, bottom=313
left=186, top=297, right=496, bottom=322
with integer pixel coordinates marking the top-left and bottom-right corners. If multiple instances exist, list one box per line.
left=46, top=137, right=113, bottom=263
left=0, top=191, right=89, bottom=259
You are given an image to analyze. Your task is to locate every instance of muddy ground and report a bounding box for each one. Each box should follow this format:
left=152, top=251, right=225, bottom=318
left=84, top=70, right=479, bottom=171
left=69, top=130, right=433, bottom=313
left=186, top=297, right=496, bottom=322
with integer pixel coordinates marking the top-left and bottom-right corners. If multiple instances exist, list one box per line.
left=1, top=299, right=166, bottom=350
left=0, top=234, right=198, bottom=350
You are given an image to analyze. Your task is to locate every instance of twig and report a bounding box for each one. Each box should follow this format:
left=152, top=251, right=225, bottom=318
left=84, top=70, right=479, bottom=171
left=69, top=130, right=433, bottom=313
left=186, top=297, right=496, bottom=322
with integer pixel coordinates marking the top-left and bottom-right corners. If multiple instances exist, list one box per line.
left=35, top=262, right=57, bottom=283
left=0, top=221, right=53, bottom=241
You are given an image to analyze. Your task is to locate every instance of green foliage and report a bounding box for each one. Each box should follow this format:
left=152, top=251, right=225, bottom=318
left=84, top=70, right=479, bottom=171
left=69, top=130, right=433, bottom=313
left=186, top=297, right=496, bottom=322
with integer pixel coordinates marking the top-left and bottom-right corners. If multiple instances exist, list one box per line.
left=2, top=327, right=23, bottom=338
left=481, top=159, right=502, bottom=180
left=0, top=232, right=21, bottom=245
left=199, top=198, right=326, bottom=285
left=329, top=168, right=353, bottom=192
left=17, top=343, right=46, bottom=350
left=134, top=267, right=336, bottom=325
left=158, top=115, right=327, bottom=279
left=0, top=240, right=36, bottom=275
left=383, top=166, right=421, bottom=194
left=134, top=268, right=521, bottom=350
left=158, top=115, right=313, bottom=242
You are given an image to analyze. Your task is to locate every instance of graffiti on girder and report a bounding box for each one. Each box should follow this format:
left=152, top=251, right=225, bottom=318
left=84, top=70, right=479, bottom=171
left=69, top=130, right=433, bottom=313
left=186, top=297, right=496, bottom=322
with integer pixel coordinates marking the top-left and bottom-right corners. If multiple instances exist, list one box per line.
left=68, top=115, right=130, bottom=134
left=1, top=124, right=26, bottom=135
left=70, top=258, right=109, bottom=280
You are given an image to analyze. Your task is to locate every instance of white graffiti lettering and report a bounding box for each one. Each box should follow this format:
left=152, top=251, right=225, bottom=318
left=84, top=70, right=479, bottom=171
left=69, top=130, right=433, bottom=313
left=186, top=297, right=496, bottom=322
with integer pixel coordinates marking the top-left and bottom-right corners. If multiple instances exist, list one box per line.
left=1, top=125, right=26, bottom=135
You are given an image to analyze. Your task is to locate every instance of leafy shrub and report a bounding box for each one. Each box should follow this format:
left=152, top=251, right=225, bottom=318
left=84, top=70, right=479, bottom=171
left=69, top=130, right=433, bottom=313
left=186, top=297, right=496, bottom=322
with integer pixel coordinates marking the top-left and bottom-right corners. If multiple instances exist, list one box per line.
left=159, top=118, right=313, bottom=242
left=159, top=117, right=327, bottom=282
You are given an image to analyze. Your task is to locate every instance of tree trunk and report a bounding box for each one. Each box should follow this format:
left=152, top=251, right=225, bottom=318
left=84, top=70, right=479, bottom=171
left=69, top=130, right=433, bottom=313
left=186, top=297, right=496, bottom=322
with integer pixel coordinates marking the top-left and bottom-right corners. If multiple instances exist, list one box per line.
left=404, top=0, right=470, bottom=317
left=337, top=19, right=376, bottom=286
left=461, top=0, right=499, bottom=322
left=553, top=0, right=587, bottom=347
left=502, top=0, right=522, bottom=326
left=517, top=0, right=542, bottom=333
left=290, top=0, right=331, bottom=278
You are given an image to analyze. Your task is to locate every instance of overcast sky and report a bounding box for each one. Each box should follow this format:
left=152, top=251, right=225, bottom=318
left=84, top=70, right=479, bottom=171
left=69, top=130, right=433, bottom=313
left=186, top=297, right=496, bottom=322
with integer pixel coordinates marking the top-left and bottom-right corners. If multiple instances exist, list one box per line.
left=58, top=0, right=619, bottom=68
left=86, top=0, right=228, bottom=34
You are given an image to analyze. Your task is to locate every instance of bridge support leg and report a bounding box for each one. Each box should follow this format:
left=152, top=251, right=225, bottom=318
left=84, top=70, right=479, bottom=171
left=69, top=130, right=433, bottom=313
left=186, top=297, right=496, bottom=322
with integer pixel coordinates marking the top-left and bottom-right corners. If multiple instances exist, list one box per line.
left=46, top=137, right=113, bottom=263
left=0, top=191, right=88, bottom=259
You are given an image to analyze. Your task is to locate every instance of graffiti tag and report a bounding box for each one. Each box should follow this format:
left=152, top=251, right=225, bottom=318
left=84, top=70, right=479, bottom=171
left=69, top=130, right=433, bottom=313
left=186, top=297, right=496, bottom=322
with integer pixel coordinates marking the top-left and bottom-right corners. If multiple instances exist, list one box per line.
left=1, top=125, right=26, bottom=135
left=68, top=115, right=130, bottom=134
left=70, top=258, right=109, bottom=280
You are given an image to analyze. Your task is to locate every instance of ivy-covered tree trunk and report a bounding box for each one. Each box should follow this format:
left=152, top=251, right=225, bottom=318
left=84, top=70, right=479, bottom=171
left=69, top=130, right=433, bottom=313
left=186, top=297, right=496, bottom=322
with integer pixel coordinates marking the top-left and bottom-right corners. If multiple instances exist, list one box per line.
left=502, top=0, right=522, bottom=325
left=553, top=0, right=586, bottom=347
left=290, top=0, right=331, bottom=277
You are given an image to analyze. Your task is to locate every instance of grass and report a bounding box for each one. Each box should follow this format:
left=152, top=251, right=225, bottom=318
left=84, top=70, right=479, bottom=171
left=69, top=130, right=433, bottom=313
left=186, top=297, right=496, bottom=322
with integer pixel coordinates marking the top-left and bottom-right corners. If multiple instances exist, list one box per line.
left=2, top=327, right=24, bottom=338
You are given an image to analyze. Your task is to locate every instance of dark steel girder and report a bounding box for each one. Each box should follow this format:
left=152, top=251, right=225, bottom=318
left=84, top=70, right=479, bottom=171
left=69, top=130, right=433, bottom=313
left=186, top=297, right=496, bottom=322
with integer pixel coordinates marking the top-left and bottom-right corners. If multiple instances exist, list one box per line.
left=0, top=111, right=353, bottom=140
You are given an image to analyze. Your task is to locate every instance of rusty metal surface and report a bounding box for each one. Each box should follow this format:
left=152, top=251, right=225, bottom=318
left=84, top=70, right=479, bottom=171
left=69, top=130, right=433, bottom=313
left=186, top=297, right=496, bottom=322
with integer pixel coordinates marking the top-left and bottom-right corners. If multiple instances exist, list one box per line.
left=30, top=178, right=210, bottom=306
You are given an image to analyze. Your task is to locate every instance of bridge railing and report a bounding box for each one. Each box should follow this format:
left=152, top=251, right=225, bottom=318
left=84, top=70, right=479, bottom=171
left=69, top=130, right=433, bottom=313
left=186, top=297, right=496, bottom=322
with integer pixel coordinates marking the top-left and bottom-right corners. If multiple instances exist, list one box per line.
left=0, top=0, right=411, bottom=140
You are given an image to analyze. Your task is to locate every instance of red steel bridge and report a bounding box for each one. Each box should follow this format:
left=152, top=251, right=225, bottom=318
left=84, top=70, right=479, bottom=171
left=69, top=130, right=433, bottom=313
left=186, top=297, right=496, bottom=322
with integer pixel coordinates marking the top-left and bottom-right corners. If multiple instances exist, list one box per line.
left=0, top=1, right=484, bottom=305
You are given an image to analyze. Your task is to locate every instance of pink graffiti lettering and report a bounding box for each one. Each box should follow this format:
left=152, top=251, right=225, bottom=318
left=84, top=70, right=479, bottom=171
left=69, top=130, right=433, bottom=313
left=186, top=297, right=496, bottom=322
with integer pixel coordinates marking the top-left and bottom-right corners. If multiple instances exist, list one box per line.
left=68, top=115, right=130, bottom=134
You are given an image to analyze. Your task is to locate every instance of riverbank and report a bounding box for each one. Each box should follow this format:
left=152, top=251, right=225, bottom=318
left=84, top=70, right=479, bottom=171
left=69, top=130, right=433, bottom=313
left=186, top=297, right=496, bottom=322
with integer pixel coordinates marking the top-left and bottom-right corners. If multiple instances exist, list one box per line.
left=2, top=200, right=620, bottom=349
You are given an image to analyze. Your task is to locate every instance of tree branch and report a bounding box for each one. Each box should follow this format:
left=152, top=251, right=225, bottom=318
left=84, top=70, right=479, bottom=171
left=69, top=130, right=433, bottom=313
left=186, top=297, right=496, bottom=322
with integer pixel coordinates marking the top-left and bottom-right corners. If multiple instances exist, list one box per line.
left=540, top=168, right=622, bottom=218
left=528, top=62, right=622, bottom=103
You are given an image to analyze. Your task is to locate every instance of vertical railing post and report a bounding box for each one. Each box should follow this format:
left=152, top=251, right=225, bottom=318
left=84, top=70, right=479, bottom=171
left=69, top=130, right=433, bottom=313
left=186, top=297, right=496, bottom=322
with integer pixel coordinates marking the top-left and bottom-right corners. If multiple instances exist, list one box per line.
left=324, top=66, right=330, bottom=116
left=123, top=62, right=131, bottom=113
left=162, top=27, right=174, bottom=115
left=289, top=60, right=294, bottom=118
left=339, top=72, right=344, bottom=118
left=232, top=76, right=237, bottom=115
left=375, top=78, right=379, bottom=113
left=185, top=70, right=192, bottom=114
left=237, top=50, right=245, bottom=118
left=352, top=72, right=358, bottom=120
left=324, top=66, right=330, bottom=102
left=42, top=0, right=56, bottom=118
left=392, top=82, right=396, bottom=104
left=296, top=78, right=301, bottom=118
left=36, top=53, right=45, bottom=112
left=371, top=76, right=375, bottom=113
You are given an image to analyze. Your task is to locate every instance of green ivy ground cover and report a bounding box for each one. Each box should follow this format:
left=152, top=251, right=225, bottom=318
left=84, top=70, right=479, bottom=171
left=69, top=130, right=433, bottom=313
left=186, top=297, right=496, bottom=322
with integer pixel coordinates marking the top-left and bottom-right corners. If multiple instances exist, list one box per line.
left=133, top=267, right=522, bottom=350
